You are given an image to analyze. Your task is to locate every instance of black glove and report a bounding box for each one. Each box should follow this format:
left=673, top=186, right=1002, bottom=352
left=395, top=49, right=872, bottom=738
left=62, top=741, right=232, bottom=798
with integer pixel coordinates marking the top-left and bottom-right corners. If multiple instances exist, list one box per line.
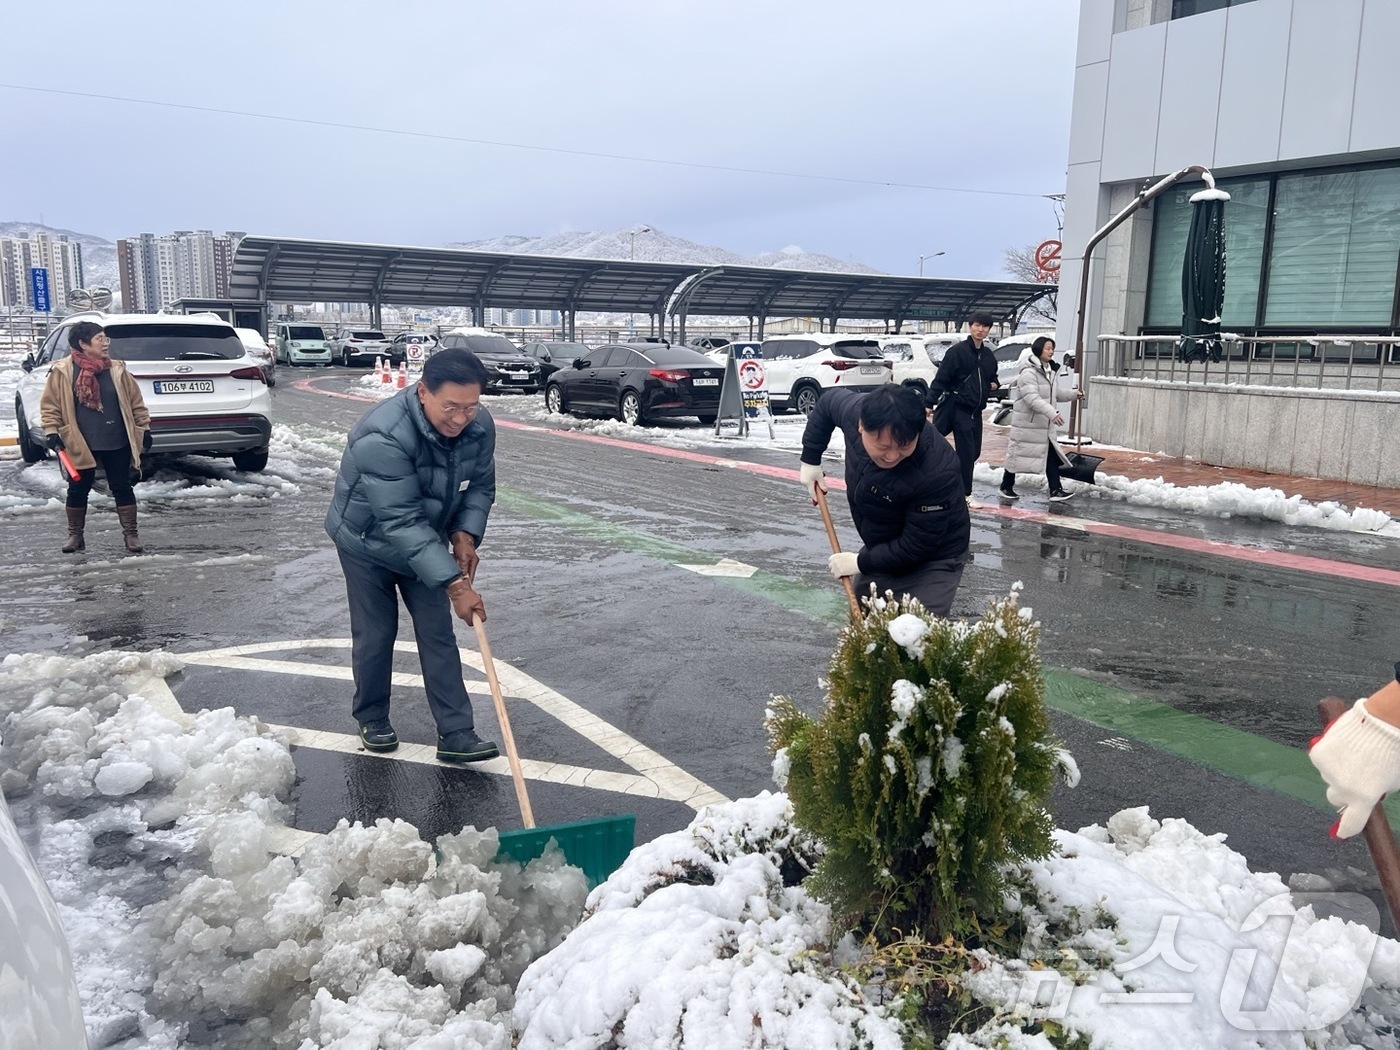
left=45, top=434, right=64, bottom=451
left=142, top=431, right=153, bottom=452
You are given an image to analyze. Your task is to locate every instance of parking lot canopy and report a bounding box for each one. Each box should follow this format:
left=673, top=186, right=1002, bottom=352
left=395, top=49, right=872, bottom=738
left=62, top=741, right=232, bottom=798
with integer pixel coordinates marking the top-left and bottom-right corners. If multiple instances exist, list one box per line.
left=230, top=235, right=1052, bottom=328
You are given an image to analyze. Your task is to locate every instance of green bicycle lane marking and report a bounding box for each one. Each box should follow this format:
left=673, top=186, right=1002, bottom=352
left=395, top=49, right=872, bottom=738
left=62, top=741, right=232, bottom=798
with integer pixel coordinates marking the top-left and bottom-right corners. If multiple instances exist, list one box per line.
left=500, top=485, right=1398, bottom=822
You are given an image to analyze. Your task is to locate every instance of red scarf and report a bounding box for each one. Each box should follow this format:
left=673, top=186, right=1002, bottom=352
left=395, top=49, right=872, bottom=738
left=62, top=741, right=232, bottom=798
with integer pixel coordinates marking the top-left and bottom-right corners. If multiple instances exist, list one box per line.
left=71, top=350, right=109, bottom=412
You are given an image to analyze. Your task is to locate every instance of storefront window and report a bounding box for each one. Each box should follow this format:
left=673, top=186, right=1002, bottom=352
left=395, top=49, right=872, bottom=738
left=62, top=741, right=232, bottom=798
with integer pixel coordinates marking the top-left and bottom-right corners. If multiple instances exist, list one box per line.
left=1263, top=168, right=1400, bottom=327
left=1144, top=177, right=1267, bottom=329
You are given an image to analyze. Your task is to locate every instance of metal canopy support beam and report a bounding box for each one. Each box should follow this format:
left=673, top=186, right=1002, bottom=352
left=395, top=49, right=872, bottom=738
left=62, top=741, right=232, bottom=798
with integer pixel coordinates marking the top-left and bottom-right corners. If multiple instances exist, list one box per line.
left=370, top=252, right=402, bottom=330
left=667, top=267, right=729, bottom=345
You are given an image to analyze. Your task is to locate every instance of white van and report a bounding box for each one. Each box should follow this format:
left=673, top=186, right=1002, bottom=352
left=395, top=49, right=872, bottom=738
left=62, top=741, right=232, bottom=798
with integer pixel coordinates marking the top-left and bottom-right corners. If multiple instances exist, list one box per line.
left=758, top=333, right=891, bottom=414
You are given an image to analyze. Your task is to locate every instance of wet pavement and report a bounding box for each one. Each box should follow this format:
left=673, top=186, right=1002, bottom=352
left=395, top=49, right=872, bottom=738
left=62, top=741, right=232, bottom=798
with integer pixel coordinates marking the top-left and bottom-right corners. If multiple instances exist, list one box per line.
left=2, top=367, right=1397, bottom=933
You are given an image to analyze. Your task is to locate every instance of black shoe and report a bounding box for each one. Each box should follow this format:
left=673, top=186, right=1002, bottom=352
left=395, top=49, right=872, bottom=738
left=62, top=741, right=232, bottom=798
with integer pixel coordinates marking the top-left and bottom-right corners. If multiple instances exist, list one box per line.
left=437, top=729, right=500, bottom=763
left=358, top=720, right=399, bottom=752
left=1049, top=488, right=1074, bottom=502
left=999, top=486, right=1020, bottom=501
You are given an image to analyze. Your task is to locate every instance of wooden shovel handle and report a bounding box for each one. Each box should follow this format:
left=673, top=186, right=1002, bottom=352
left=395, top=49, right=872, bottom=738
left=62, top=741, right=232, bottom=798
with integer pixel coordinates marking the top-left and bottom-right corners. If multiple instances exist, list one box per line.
left=1318, top=696, right=1400, bottom=931
left=814, top=488, right=862, bottom=621
left=473, top=617, right=535, bottom=828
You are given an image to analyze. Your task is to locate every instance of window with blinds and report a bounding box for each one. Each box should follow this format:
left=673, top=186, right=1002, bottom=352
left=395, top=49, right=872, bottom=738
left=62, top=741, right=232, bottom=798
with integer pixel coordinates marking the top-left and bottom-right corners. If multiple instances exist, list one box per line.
left=1144, top=177, right=1268, bottom=329
left=1262, top=168, right=1400, bottom=327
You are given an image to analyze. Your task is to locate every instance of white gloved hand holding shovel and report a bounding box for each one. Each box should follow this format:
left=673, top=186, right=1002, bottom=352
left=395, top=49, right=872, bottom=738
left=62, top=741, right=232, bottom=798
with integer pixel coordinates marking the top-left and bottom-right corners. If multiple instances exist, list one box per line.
left=799, top=462, right=826, bottom=503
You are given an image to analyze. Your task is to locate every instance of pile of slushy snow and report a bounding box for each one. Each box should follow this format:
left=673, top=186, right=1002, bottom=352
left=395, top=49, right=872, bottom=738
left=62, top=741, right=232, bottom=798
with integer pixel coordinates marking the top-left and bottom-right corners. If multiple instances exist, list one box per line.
left=3, top=648, right=1398, bottom=1048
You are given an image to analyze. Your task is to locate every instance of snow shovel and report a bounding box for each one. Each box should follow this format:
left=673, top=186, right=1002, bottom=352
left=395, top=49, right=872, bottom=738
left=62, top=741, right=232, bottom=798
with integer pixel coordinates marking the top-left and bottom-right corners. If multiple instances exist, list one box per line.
left=1318, top=697, right=1400, bottom=932
left=1053, top=438, right=1102, bottom=486
left=471, top=616, right=636, bottom=887
left=814, top=488, right=862, bottom=621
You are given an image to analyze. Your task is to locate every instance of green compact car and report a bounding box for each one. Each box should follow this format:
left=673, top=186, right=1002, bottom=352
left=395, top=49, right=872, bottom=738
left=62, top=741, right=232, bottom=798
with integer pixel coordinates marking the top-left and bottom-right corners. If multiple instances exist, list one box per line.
left=274, top=322, right=332, bottom=366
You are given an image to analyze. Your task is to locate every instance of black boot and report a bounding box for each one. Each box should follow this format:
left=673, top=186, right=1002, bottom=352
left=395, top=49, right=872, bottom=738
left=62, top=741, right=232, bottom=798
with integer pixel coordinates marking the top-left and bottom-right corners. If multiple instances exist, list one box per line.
left=437, top=729, right=499, bottom=763
left=62, top=506, right=86, bottom=553
left=358, top=720, right=399, bottom=752
left=998, top=474, right=1020, bottom=501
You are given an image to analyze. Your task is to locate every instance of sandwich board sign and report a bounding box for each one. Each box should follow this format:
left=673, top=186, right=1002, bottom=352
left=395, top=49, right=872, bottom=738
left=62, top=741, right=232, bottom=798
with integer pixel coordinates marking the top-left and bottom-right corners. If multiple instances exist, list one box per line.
left=735, top=345, right=774, bottom=440
left=713, top=351, right=748, bottom=437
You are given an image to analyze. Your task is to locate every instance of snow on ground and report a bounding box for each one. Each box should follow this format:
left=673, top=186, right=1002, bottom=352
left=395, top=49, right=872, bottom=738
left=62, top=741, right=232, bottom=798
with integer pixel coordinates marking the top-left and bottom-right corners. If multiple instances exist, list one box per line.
left=2, top=649, right=1396, bottom=1048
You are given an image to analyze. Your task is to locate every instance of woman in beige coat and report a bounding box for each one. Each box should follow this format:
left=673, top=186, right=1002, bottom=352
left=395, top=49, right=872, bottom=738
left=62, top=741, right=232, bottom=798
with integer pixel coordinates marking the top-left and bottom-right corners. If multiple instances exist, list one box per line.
left=39, top=321, right=152, bottom=553
left=998, top=336, right=1073, bottom=502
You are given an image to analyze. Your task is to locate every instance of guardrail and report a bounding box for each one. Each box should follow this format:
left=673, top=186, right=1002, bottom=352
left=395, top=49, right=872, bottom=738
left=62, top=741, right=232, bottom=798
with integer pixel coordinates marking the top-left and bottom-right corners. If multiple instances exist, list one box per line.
left=1096, top=333, right=1400, bottom=391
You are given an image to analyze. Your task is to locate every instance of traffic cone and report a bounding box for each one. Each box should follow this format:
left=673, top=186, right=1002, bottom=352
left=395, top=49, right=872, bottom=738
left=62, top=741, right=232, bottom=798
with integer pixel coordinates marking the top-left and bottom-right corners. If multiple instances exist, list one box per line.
left=373, top=357, right=383, bottom=379
left=396, top=362, right=407, bottom=389
left=379, top=357, right=392, bottom=385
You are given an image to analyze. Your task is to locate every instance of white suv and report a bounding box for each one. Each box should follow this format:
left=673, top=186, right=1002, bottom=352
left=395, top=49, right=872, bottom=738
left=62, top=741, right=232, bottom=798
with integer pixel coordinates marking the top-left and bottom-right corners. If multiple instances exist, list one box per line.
left=879, top=334, right=959, bottom=399
left=15, top=312, right=275, bottom=472
left=757, top=334, right=891, bottom=414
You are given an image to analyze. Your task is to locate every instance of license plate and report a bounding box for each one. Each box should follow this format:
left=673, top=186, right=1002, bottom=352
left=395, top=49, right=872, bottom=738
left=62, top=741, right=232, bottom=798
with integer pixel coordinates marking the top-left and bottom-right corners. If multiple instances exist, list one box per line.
left=692, top=377, right=719, bottom=386
left=153, top=380, right=215, bottom=394
left=859, top=365, right=884, bottom=374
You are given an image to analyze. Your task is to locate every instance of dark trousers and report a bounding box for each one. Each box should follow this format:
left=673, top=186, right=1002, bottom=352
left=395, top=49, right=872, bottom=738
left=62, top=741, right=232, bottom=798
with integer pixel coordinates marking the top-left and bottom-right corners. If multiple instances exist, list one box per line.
left=855, top=557, right=966, bottom=617
left=66, top=445, right=136, bottom=508
left=949, top=407, right=982, bottom=496
left=336, top=548, right=476, bottom=735
left=1002, top=444, right=1062, bottom=492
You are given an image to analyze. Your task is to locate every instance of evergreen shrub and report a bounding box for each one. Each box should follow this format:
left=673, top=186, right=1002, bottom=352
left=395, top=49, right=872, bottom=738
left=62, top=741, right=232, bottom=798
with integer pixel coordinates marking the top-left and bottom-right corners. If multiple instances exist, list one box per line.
left=766, top=586, right=1063, bottom=943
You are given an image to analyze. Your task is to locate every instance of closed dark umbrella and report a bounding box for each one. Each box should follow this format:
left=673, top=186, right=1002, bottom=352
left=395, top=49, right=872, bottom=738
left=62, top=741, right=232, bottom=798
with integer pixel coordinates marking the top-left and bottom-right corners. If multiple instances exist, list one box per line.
left=1178, top=187, right=1230, bottom=363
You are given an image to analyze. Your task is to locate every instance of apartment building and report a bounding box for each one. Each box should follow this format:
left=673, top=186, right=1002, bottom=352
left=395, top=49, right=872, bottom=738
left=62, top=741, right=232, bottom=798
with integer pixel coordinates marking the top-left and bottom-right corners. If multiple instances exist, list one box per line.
left=0, top=231, right=85, bottom=310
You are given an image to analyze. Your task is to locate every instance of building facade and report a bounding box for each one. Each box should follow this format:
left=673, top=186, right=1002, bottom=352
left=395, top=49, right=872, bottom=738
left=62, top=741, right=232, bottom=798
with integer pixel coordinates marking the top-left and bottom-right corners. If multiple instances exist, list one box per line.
left=0, top=232, right=85, bottom=310
left=1058, top=0, right=1400, bottom=485
left=117, top=229, right=242, bottom=312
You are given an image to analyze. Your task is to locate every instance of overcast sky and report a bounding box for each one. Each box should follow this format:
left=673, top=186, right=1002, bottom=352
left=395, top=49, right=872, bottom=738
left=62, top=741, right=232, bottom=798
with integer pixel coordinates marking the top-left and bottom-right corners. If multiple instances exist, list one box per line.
left=0, top=0, right=1078, bottom=279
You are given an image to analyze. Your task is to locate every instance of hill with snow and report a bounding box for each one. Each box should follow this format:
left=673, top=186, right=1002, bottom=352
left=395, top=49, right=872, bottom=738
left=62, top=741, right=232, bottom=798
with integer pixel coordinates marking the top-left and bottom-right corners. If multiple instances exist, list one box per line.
left=453, top=227, right=883, bottom=274
left=0, top=221, right=119, bottom=292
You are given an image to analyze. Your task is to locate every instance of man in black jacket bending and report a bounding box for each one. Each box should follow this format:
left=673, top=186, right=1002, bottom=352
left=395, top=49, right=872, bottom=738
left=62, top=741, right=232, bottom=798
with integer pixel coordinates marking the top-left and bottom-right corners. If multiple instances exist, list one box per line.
left=799, top=384, right=970, bottom=616
left=929, top=311, right=1000, bottom=504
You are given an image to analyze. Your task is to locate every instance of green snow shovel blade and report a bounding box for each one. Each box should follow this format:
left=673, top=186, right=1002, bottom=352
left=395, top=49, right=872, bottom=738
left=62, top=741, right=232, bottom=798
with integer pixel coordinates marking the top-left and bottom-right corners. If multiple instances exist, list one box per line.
left=473, top=617, right=635, bottom=887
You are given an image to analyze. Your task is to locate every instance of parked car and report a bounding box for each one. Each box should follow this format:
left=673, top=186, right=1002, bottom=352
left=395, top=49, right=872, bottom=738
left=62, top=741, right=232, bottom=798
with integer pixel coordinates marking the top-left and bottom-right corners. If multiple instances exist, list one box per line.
left=16, top=311, right=274, bottom=472
left=757, top=334, right=891, bottom=414
left=389, top=331, right=437, bottom=365
left=439, top=329, right=542, bottom=393
left=687, top=336, right=731, bottom=353
left=522, top=341, right=590, bottom=381
left=703, top=340, right=763, bottom=364
left=987, top=335, right=1059, bottom=401
left=0, top=768, right=87, bottom=1048
left=544, top=342, right=724, bottom=425
left=235, top=326, right=277, bottom=387
left=878, top=335, right=950, bottom=398
left=328, top=328, right=394, bottom=368
left=273, top=322, right=331, bottom=367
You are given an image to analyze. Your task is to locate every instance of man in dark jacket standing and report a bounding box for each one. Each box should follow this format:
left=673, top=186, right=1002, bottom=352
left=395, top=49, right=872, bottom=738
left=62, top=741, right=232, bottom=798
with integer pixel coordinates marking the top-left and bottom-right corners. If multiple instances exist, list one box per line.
left=799, top=384, right=970, bottom=616
left=325, top=348, right=500, bottom=763
left=929, top=311, right=1000, bottom=505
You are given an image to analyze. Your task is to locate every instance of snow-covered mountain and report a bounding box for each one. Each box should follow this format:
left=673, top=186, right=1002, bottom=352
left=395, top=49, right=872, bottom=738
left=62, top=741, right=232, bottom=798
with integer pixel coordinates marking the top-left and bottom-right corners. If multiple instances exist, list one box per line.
left=453, top=227, right=884, bottom=274
left=0, top=221, right=119, bottom=292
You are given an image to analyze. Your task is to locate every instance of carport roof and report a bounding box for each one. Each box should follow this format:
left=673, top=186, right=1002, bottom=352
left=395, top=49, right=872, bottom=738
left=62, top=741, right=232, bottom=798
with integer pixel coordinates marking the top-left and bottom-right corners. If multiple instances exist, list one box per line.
left=230, top=235, right=1051, bottom=322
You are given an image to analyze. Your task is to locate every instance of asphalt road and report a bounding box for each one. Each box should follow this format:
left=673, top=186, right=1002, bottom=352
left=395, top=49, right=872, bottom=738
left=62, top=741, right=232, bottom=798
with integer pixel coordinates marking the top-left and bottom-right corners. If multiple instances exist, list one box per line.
left=3, top=366, right=1396, bottom=932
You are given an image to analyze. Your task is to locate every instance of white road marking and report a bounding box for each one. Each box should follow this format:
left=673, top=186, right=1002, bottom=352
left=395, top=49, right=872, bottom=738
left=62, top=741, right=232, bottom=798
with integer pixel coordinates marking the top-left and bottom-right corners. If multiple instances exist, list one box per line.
left=173, top=639, right=730, bottom=812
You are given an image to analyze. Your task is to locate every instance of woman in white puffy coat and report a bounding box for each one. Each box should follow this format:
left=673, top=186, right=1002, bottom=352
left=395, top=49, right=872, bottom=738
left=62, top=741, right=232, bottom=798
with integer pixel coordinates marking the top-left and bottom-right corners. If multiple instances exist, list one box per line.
left=999, top=336, right=1072, bottom=501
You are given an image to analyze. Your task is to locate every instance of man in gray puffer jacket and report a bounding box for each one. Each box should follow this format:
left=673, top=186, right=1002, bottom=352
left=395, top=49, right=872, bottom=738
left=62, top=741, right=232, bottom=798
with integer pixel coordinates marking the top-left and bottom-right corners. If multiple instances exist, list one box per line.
left=325, top=348, right=500, bottom=763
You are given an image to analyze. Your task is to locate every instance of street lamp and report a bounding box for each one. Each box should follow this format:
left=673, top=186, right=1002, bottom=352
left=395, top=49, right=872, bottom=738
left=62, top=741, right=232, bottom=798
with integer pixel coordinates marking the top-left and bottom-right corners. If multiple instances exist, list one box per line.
left=628, top=225, right=652, bottom=336
left=918, top=251, right=945, bottom=277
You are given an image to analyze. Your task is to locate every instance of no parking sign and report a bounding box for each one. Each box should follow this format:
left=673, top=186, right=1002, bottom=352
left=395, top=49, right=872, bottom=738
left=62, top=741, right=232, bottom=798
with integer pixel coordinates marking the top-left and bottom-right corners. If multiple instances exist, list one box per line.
left=406, top=341, right=425, bottom=377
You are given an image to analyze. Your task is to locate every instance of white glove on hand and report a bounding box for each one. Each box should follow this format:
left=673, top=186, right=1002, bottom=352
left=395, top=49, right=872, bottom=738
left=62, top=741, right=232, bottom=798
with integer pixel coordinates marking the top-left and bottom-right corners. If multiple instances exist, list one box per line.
left=1309, top=696, right=1400, bottom=838
left=828, top=552, right=859, bottom=579
left=799, top=462, right=827, bottom=501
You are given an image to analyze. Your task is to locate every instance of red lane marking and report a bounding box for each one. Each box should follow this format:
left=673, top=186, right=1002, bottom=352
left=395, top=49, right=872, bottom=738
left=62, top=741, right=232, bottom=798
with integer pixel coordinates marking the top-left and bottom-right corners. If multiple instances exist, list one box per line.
left=301, top=383, right=1400, bottom=589
left=293, top=375, right=381, bottom=402
left=493, top=421, right=1400, bottom=588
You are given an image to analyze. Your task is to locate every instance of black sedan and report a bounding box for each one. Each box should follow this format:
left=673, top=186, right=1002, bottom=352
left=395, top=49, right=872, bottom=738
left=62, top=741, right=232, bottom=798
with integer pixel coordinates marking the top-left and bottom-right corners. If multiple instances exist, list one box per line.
left=522, top=341, right=590, bottom=381
left=544, top=343, right=724, bottom=425
left=438, top=330, right=542, bottom=393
